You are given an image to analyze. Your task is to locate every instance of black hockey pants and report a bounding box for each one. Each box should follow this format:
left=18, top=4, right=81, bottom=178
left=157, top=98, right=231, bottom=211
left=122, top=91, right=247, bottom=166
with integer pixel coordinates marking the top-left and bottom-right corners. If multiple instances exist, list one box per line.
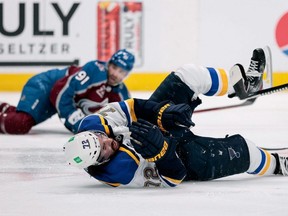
left=149, top=72, right=202, bottom=112
left=176, top=133, right=250, bottom=181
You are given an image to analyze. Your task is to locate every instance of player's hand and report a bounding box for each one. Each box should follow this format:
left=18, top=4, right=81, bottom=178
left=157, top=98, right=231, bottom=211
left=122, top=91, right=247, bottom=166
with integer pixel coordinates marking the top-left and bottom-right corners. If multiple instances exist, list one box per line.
left=157, top=103, right=194, bottom=132
left=129, top=119, right=170, bottom=162
left=65, top=109, right=86, bottom=133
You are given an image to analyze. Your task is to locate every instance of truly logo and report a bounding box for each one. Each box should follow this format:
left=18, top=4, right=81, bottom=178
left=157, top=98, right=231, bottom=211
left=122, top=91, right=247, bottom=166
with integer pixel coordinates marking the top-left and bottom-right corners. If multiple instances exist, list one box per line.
left=97, top=1, right=143, bottom=66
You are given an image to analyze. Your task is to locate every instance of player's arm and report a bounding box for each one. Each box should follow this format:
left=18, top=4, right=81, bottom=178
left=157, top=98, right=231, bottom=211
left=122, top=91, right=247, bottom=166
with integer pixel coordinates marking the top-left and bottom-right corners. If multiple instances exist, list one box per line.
left=133, top=98, right=194, bottom=132
left=77, top=97, right=194, bottom=136
left=52, top=61, right=105, bottom=133
left=77, top=101, right=132, bottom=136
left=108, top=98, right=194, bottom=132
left=129, top=119, right=187, bottom=187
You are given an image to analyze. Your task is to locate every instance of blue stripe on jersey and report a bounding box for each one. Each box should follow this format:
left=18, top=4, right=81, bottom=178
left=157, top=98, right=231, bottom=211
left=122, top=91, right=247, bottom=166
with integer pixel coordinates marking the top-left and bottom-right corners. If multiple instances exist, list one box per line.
left=205, top=67, right=219, bottom=96
left=119, top=101, right=131, bottom=126
left=248, top=149, right=266, bottom=174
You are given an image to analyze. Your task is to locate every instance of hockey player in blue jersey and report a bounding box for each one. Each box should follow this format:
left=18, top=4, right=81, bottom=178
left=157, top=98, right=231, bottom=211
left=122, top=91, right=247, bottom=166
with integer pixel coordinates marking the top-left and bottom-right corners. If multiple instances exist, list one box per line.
left=63, top=48, right=288, bottom=188
left=0, top=49, right=135, bottom=134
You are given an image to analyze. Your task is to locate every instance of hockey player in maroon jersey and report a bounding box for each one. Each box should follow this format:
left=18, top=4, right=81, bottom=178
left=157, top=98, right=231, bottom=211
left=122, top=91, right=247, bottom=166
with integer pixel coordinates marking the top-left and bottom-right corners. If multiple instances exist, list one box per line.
left=0, top=49, right=135, bottom=134
left=63, top=48, right=288, bottom=188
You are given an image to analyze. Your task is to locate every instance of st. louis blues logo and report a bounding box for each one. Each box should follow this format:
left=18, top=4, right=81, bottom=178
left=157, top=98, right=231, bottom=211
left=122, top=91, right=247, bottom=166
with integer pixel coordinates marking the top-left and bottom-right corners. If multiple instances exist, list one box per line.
left=228, top=147, right=240, bottom=160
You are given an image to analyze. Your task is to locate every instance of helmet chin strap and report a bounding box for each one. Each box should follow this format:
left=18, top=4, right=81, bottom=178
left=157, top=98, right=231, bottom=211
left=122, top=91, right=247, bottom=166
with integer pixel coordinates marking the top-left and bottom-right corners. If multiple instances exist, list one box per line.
left=94, top=158, right=110, bottom=166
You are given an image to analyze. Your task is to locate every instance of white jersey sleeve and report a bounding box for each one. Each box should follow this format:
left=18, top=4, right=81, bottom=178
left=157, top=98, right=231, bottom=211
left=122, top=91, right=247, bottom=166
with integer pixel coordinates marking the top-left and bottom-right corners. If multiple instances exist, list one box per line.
left=77, top=99, right=137, bottom=135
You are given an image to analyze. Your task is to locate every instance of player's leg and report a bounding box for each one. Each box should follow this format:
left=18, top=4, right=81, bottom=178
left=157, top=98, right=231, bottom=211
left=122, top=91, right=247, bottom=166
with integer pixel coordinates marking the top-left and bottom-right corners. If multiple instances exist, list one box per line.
left=0, top=102, right=34, bottom=134
left=243, top=141, right=287, bottom=176
left=247, top=145, right=288, bottom=176
left=177, top=133, right=284, bottom=181
left=149, top=71, right=202, bottom=112
left=0, top=111, right=35, bottom=134
left=150, top=47, right=266, bottom=103
left=0, top=102, right=13, bottom=114
left=16, top=72, right=57, bottom=123
left=177, top=134, right=251, bottom=181
left=174, top=64, right=230, bottom=97
left=149, top=64, right=231, bottom=111
left=245, top=140, right=278, bottom=176
left=0, top=74, right=57, bottom=134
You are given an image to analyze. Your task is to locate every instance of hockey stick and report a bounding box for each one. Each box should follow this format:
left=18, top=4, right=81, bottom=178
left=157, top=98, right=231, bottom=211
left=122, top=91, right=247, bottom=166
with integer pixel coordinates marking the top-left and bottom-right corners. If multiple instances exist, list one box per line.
left=236, top=82, right=288, bottom=100
left=194, top=98, right=256, bottom=113
left=261, top=147, right=288, bottom=151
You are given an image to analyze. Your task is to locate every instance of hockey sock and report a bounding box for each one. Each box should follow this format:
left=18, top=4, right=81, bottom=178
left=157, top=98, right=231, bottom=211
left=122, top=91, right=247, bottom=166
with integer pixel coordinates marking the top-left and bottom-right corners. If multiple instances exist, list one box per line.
left=245, top=139, right=276, bottom=176
left=174, top=64, right=230, bottom=97
left=0, top=111, right=35, bottom=134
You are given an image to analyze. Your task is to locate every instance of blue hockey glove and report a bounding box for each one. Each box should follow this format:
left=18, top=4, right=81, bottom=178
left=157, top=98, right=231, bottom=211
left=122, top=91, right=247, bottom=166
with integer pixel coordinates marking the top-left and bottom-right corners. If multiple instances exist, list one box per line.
left=157, top=103, right=194, bottom=132
left=129, top=119, right=172, bottom=162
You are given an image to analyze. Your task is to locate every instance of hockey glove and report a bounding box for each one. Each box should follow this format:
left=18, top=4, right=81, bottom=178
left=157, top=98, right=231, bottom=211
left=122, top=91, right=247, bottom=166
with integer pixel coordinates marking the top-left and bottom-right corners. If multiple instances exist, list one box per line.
left=129, top=119, right=173, bottom=162
left=156, top=103, right=194, bottom=132
left=65, top=108, right=86, bottom=133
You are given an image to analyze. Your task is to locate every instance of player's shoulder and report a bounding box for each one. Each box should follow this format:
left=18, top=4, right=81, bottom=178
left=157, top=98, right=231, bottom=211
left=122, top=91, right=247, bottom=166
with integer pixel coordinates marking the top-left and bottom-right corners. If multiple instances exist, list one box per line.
left=87, top=147, right=139, bottom=186
left=84, top=60, right=106, bottom=69
left=81, top=60, right=107, bottom=74
left=78, top=114, right=110, bottom=134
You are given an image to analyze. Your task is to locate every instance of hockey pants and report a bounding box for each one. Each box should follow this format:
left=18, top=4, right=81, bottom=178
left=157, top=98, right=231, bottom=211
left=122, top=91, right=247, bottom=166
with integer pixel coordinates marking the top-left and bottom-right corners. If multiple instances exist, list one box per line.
left=176, top=133, right=250, bottom=181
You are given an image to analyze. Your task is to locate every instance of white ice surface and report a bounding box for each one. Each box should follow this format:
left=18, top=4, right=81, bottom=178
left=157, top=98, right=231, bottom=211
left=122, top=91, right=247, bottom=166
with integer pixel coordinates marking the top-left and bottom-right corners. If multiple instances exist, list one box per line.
left=1, top=91, right=288, bottom=216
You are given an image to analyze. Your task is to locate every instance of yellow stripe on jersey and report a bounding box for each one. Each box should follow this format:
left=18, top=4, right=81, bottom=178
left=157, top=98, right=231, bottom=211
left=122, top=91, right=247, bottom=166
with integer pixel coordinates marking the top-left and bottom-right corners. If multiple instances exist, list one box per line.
left=161, top=175, right=183, bottom=185
left=218, top=68, right=228, bottom=96
left=125, top=99, right=137, bottom=122
left=259, top=149, right=271, bottom=176
left=99, top=116, right=110, bottom=136
left=119, top=146, right=140, bottom=165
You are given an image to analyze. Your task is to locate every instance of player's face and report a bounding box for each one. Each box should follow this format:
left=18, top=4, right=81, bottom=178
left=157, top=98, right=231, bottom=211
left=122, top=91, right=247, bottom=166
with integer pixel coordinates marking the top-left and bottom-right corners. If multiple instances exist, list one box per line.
left=107, top=63, right=129, bottom=86
left=96, top=133, right=120, bottom=163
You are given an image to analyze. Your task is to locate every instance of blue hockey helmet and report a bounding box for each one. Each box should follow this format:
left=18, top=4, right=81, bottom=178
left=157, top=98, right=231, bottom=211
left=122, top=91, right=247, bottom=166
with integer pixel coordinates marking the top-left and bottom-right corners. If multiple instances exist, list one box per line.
left=109, top=49, right=135, bottom=72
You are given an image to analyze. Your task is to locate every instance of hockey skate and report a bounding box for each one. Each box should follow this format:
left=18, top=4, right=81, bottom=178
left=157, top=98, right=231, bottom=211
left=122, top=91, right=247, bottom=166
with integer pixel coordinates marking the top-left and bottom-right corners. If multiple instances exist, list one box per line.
left=245, top=48, right=266, bottom=93
left=228, top=48, right=266, bottom=98
left=272, top=153, right=288, bottom=176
